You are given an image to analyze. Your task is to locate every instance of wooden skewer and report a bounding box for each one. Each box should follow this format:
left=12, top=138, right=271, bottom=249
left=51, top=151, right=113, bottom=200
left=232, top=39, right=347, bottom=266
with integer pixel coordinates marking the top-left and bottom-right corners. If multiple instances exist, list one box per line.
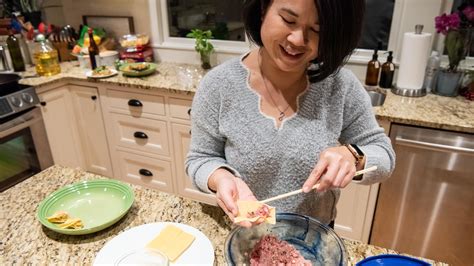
left=260, top=166, right=378, bottom=204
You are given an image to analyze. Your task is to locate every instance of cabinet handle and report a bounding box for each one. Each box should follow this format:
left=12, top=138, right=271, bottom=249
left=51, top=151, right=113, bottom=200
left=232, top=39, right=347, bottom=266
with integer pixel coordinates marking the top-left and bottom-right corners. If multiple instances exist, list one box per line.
left=189, top=130, right=191, bottom=135
left=187, top=108, right=191, bottom=115
left=128, top=99, right=143, bottom=107
left=91, top=95, right=97, bottom=100
left=134, top=131, right=148, bottom=139
left=139, top=169, right=153, bottom=177
left=40, top=101, right=46, bottom=106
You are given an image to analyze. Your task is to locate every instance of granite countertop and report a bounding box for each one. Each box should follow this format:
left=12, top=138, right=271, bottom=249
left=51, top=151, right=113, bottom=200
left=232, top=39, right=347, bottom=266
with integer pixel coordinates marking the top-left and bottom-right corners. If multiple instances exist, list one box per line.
left=18, top=61, right=473, bottom=134
left=0, top=166, right=446, bottom=265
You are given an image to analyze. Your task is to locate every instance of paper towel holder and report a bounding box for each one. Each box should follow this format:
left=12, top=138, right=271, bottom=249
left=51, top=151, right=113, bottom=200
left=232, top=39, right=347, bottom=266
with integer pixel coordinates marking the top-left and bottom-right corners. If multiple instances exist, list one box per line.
left=392, top=24, right=428, bottom=97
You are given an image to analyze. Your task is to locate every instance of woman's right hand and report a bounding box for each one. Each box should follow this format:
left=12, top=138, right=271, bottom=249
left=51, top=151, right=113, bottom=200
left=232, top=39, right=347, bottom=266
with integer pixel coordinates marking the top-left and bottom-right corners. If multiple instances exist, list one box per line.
left=209, top=168, right=257, bottom=227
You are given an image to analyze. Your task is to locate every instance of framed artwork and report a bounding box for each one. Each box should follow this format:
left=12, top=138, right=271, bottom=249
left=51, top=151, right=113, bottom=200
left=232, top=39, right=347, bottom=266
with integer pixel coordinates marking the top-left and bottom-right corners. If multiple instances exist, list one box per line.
left=82, top=15, right=135, bottom=38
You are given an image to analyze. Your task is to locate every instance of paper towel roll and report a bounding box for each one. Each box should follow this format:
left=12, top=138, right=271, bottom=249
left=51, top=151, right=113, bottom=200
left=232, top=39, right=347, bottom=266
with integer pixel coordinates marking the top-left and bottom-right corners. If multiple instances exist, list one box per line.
left=396, top=32, right=432, bottom=90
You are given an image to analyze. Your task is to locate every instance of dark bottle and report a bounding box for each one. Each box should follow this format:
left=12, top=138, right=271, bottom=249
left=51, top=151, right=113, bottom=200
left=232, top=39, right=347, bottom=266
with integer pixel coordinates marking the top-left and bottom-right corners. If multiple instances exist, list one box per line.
left=7, top=33, right=26, bottom=72
left=365, top=48, right=380, bottom=86
left=88, top=28, right=99, bottom=70
left=379, top=51, right=395, bottom=89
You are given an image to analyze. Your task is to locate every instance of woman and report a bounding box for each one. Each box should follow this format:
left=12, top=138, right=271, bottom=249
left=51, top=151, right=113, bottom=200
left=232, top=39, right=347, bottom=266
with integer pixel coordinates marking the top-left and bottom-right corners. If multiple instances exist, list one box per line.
left=186, top=0, right=395, bottom=228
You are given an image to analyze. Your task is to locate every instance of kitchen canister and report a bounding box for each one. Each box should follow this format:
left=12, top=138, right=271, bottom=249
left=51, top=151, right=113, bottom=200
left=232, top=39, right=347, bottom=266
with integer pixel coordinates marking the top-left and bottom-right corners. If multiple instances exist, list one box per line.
left=392, top=25, right=432, bottom=97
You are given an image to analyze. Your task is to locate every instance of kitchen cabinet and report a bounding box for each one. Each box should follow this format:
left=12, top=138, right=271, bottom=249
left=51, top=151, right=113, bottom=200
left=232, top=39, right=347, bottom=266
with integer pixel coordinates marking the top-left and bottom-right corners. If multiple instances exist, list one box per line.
left=69, top=85, right=113, bottom=177
left=38, top=85, right=84, bottom=169
left=38, top=83, right=113, bottom=177
left=100, top=86, right=176, bottom=194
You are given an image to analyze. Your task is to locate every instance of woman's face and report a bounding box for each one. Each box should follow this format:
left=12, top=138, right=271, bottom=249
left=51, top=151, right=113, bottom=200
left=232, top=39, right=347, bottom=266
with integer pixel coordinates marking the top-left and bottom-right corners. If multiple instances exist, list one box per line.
left=260, top=0, right=320, bottom=73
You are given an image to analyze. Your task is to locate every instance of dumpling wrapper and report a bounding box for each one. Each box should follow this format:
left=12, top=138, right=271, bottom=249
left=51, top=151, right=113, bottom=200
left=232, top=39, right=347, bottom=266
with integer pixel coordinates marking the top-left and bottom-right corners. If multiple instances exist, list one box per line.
left=58, top=218, right=84, bottom=229
left=46, top=211, right=69, bottom=223
left=234, top=200, right=276, bottom=224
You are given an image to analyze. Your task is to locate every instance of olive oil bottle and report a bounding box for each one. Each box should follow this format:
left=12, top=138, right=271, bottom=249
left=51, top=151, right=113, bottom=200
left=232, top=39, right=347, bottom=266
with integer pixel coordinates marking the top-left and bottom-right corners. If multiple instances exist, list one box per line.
left=34, top=34, right=61, bottom=76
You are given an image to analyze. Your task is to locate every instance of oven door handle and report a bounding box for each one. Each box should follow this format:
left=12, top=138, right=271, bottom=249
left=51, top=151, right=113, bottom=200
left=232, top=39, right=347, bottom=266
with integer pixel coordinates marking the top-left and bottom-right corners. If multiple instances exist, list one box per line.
left=0, top=109, right=43, bottom=138
left=395, top=137, right=474, bottom=155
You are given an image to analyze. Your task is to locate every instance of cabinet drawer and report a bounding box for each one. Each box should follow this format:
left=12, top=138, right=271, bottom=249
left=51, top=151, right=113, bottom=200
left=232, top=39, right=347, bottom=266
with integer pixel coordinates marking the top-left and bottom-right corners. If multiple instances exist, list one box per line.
left=117, top=151, right=174, bottom=193
left=110, top=113, right=170, bottom=156
left=106, top=89, right=166, bottom=116
left=169, top=97, right=192, bottom=121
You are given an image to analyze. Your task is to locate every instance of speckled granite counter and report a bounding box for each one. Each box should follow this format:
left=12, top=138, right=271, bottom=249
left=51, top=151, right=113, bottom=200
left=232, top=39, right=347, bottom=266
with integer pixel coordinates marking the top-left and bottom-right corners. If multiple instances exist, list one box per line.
left=0, top=166, right=446, bottom=265
left=18, top=61, right=473, bottom=133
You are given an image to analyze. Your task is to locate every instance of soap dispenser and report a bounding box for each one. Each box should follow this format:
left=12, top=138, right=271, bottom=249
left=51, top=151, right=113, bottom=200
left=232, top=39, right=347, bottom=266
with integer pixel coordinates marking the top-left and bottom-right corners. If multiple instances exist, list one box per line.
left=379, top=51, right=395, bottom=89
left=365, top=47, right=380, bottom=86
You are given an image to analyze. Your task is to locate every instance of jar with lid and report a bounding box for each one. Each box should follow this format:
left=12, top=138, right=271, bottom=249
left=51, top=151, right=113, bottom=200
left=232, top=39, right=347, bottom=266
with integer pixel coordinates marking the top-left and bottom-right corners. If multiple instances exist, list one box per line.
left=33, top=34, right=61, bottom=76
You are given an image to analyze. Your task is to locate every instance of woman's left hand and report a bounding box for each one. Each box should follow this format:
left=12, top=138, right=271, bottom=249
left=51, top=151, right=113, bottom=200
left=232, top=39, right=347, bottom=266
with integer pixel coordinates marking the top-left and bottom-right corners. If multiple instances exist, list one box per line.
left=302, top=146, right=358, bottom=193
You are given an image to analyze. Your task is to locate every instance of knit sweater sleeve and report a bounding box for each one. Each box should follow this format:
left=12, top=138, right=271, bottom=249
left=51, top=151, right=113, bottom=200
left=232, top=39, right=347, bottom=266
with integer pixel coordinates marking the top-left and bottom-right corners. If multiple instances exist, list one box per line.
left=338, top=70, right=396, bottom=185
left=185, top=68, right=241, bottom=193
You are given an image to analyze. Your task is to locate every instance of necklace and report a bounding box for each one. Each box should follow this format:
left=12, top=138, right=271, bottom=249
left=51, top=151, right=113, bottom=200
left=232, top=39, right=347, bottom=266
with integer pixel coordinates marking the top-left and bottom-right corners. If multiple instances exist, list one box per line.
left=258, top=49, right=291, bottom=121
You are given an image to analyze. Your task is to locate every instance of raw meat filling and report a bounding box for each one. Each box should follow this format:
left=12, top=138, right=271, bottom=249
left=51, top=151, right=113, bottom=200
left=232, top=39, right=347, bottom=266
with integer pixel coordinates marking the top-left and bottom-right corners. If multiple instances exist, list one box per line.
left=250, top=235, right=312, bottom=266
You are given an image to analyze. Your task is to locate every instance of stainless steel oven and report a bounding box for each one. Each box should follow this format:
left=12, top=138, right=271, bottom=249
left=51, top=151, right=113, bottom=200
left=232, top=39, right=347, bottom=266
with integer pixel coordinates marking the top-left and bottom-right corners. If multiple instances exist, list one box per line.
left=0, top=73, right=53, bottom=192
left=0, top=107, right=53, bottom=191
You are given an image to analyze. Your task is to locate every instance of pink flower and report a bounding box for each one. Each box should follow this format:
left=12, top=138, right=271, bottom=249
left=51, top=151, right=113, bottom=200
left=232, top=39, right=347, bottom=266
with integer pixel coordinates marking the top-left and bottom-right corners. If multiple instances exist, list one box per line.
left=462, top=6, right=474, bottom=21
left=435, top=13, right=460, bottom=35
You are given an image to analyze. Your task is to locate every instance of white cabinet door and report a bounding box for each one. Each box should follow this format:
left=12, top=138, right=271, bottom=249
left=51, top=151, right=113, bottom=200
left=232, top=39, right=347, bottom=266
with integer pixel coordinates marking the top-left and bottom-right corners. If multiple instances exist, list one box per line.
left=38, top=87, right=84, bottom=168
left=70, top=85, right=113, bottom=177
left=171, top=123, right=216, bottom=205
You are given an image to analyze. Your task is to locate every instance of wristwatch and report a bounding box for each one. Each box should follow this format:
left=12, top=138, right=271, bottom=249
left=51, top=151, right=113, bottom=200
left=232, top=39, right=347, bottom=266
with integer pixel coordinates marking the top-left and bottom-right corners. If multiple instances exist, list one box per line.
left=344, top=144, right=365, bottom=180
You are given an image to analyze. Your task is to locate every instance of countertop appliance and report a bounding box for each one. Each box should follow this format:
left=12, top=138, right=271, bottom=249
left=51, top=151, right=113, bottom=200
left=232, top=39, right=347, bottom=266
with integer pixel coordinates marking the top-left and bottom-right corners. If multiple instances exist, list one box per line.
left=0, top=73, right=53, bottom=191
left=370, top=124, right=474, bottom=265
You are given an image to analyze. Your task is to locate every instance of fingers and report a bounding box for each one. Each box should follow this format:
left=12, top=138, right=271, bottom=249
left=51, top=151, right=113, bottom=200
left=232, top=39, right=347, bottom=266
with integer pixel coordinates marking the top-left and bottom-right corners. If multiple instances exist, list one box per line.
left=332, top=161, right=355, bottom=188
left=303, top=158, right=328, bottom=192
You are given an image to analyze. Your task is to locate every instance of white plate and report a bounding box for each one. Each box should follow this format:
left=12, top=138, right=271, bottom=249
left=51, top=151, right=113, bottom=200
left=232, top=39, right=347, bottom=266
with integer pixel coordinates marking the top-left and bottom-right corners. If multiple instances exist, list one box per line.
left=86, top=68, right=118, bottom=79
left=93, top=222, right=214, bottom=265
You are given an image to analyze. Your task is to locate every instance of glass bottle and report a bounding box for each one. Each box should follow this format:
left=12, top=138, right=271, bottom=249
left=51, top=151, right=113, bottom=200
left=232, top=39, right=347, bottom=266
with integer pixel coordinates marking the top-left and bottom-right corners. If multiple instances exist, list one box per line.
left=365, top=48, right=380, bottom=86
left=379, top=51, right=395, bottom=89
left=34, top=34, right=61, bottom=76
left=88, top=28, right=99, bottom=70
left=6, top=33, right=26, bottom=72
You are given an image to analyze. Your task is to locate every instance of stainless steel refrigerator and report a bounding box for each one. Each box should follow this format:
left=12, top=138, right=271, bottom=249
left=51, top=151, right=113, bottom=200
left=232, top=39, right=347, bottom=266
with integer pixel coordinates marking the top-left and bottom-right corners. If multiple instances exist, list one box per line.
left=370, top=124, right=474, bottom=265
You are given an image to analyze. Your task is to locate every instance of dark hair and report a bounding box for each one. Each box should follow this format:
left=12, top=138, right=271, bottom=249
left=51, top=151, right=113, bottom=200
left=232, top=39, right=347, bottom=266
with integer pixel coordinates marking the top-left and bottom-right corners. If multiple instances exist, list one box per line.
left=242, top=0, right=365, bottom=83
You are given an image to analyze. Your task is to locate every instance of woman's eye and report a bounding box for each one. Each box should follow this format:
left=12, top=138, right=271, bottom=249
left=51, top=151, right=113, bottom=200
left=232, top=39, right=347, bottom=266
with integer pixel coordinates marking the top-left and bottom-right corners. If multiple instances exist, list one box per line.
left=281, top=16, right=295, bottom=24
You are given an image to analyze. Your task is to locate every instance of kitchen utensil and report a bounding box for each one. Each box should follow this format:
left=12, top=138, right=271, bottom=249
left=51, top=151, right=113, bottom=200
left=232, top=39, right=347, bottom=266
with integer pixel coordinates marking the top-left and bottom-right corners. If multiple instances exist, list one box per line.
left=260, top=166, right=378, bottom=204
left=93, top=222, right=214, bottom=265
left=225, top=212, right=347, bottom=265
left=119, top=62, right=157, bottom=77
left=37, top=179, right=134, bottom=235
left=356, top=254, right=431, bottom=266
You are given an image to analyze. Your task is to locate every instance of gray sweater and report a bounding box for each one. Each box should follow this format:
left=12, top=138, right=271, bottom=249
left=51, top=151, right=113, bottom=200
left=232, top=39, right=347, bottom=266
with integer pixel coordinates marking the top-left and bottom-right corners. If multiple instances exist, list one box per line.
left=186, top=56, right=395, bottom=224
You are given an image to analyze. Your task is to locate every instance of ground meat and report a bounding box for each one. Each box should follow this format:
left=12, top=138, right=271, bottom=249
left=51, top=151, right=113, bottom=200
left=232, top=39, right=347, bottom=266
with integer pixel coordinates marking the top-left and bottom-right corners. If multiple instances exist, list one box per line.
left=250, top=235, right=312, bottom=266
left=247, top=204, right=271, bottom=219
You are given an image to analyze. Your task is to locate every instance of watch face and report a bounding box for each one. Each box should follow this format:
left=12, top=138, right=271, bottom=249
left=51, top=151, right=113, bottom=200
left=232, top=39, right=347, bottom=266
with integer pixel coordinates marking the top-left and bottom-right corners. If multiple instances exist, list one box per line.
left=351, top=144, right=364, bottom=157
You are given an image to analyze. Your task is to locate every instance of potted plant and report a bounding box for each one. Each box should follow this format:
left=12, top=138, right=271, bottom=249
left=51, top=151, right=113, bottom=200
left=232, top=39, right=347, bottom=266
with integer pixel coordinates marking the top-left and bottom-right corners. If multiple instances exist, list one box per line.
left=186, top=29, right=214, bottom=69
left=434, top=4, right=473, bottom=96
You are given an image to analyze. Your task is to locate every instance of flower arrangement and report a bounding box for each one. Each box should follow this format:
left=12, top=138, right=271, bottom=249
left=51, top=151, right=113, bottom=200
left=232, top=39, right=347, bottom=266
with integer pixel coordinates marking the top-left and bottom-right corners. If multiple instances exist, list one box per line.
left=435, top=4, right=474, bottom=72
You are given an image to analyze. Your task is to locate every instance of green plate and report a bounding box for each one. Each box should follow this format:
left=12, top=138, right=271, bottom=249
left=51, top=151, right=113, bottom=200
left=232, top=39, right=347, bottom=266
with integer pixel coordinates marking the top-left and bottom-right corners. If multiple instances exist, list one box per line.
left=37, top=179, right=134, bottom=235
left=119, top=62, right=157, bottom=77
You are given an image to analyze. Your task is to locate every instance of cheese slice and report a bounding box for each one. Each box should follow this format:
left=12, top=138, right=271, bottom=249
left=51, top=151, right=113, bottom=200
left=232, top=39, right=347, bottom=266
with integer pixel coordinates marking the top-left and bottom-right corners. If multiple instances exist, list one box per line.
left=146, top=225, right=195, bottom=262
left=234, top=200, right=276, bottom=224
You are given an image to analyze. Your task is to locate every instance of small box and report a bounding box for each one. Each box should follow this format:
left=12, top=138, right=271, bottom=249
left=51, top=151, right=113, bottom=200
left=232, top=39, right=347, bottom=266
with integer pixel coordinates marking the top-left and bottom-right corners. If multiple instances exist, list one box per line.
left=119, top=46, right=153, bottom=63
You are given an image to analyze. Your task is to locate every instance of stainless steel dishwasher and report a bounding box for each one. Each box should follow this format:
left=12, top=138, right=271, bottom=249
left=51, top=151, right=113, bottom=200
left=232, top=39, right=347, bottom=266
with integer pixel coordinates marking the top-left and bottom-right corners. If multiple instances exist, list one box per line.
left=370, top=124, right=474, bottom=265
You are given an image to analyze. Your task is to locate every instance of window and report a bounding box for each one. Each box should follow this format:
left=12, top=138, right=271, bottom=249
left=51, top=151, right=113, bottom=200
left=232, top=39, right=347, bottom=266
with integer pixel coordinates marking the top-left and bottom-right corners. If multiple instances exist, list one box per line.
left=166, top=0, right=245, bottom=41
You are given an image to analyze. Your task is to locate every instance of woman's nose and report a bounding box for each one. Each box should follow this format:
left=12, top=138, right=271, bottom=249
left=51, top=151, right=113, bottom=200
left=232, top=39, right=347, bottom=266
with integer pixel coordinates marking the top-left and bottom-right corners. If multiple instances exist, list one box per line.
left=287, top=29, right=307, bottom=47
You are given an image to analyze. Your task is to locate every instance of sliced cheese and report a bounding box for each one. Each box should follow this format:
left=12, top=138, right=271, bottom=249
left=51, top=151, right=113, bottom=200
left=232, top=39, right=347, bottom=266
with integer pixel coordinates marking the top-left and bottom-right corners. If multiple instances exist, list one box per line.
left=146, top=225, right=195, bottom=262
left=234, top=200, right=276, bottom=224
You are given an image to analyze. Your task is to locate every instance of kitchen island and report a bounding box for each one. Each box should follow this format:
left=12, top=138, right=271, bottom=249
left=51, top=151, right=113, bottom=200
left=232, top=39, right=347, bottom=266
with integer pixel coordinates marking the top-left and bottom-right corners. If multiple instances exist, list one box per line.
left=0, top=166, right=446, bottom=265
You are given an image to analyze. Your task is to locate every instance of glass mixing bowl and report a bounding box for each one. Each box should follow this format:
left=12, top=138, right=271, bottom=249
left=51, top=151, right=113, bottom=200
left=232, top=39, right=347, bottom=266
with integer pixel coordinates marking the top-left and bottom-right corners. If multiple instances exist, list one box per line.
left=225, top=213, right=347, bottom=266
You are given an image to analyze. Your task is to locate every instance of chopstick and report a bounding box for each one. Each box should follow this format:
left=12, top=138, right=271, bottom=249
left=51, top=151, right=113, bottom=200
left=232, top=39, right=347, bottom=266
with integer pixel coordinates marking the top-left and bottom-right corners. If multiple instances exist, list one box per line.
left=260, top=166, right=378, bottom=204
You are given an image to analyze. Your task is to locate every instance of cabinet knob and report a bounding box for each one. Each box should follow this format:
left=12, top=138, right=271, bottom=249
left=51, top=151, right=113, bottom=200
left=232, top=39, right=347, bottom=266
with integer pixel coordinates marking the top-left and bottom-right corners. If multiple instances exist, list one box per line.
left=189, top=130, right=191, bottom=135
left=139, top=169, right=153, bottom=177
left=187, top=108, right=191, bottom=115
left=128, top=99, right=143, bottom=107
left=40, top=101, right=46, bottom=106
left=91, top=95, right=97, bottom=100
left=134, top=131, right=148, bottom=139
